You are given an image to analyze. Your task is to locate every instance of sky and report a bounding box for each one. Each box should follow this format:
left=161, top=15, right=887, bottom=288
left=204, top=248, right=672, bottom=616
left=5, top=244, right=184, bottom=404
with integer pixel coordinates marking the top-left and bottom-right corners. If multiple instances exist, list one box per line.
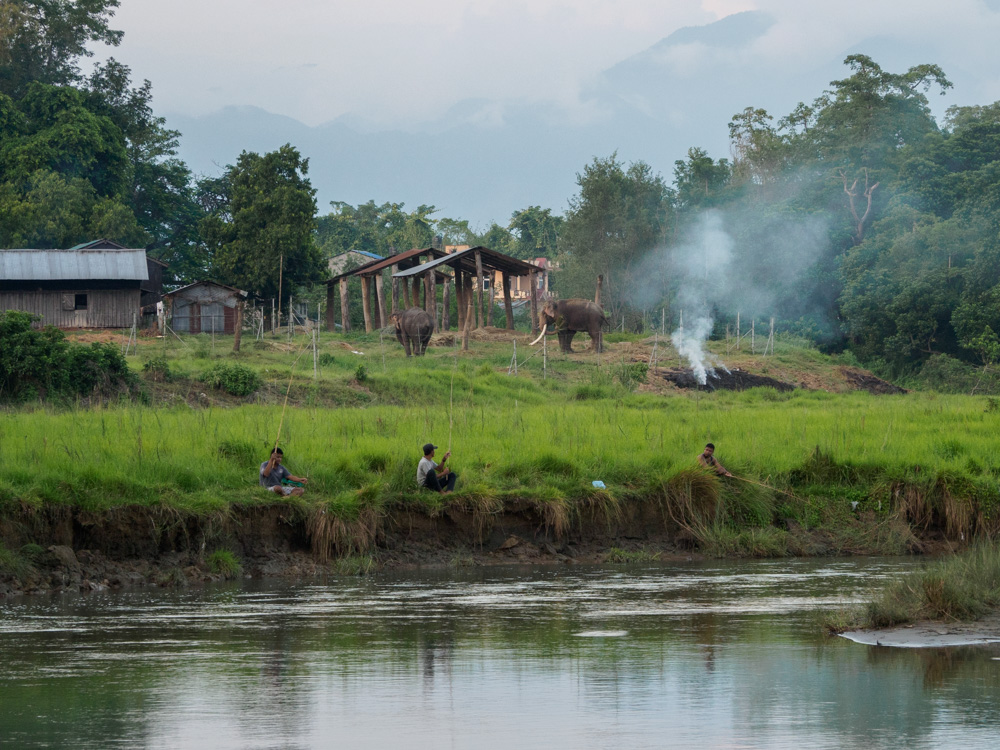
left=100, top=0, right=1000, bottom=129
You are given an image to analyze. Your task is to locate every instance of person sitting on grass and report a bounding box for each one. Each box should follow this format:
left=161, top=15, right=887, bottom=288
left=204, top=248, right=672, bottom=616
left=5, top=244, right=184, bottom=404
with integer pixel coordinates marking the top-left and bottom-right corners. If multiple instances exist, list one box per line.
left=260, top=447, right=308, bottom=496
left=698, top=443, right=733, bottom=477
left=417, top=443, right=457, bottom=494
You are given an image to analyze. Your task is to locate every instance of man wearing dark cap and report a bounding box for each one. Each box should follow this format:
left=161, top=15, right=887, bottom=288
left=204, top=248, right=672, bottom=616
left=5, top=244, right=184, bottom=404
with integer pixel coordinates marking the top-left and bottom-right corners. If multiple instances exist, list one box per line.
left=417, top=443, right=457, bottom=494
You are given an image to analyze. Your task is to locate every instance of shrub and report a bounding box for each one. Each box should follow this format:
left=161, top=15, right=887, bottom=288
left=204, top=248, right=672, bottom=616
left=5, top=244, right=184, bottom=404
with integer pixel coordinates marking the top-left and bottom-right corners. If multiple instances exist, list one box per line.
left=0, top=311, right=138, bottom=402
left=318, top=353, right=336, bottom=366
left=201, top=363, right=261, bottom=396
left=142, top=356, right=173, bottom=382
left=207, top=549, right=242, bottom=578
left=354, top=364, right=368, bottom=382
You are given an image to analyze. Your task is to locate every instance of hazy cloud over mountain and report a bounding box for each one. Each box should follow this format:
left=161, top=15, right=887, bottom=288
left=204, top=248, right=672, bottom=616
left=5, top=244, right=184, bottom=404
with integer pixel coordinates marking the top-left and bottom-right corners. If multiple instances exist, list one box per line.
left=102, top=1, right=1000, bottom=225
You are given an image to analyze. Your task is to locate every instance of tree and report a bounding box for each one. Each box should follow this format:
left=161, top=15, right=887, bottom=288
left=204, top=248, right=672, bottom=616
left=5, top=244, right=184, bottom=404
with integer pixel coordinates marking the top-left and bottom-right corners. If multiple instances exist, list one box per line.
left=559, top=154, right=670, bottom=321
left=204, top=145, right=323, bottom=302
left=0, top=0, right=123, bottom=97
left=507, top=206, right=561, bottom=260
left=673, top=147, right=730, bottom=210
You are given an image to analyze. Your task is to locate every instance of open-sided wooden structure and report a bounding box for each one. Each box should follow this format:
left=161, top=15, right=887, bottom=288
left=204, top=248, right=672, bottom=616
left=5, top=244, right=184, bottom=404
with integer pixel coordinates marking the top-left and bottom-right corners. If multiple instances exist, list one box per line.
left=324, top=247, right=450, bottom=333
left=392, top=246, right=543, bottom=334
left=324, top=246, right=543, bottom=335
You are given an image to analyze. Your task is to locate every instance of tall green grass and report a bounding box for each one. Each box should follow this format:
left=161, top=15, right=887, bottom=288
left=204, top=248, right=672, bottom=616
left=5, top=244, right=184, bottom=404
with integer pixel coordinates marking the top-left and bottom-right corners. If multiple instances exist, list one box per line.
left=838, top=542, right=1000, bottom=628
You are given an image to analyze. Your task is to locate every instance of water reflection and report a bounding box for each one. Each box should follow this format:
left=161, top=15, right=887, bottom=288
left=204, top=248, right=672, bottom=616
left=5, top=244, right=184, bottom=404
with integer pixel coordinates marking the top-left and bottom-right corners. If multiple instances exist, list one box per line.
left=1, top=559, right=999, bottom=749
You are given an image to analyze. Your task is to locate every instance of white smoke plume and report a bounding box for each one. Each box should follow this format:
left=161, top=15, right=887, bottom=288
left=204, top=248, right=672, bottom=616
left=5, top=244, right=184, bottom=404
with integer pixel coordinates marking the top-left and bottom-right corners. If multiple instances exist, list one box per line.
left=634, top=205, right=831, bottom=385
left=669, top=211, right=733, bottom=384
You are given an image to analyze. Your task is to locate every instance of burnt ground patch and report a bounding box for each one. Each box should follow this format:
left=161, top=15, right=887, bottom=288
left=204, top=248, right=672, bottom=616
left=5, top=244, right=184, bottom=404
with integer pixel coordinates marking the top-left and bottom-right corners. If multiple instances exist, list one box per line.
left=659, top=368, right=796, bottom=392
left=839, top=367, right=908, bottom=395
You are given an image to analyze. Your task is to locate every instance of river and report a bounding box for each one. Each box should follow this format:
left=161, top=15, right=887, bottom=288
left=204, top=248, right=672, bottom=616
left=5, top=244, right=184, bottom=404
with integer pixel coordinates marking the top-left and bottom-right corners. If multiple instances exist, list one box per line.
left=2, top=558, right=999, bottom=749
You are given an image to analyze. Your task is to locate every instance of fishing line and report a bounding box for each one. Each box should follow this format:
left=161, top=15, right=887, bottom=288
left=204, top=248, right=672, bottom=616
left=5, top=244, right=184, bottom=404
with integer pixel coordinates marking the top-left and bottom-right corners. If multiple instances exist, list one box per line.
left=733, top=474, right=803, bottom=501
left=272, top=341, right=313, bottom=454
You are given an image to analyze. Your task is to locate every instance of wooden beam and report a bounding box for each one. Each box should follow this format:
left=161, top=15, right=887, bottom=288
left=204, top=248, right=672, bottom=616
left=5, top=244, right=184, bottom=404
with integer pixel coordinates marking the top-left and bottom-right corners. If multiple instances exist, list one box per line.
left=462, top=273, right=473, bottom=351
left=391, top=264, right=399, bottom=314
left=361, top=275, right=373, bottom=333
left=326, top=283, right=337, bottom=331
left=425, top=270, right=436, bottom=325
left=595, top=274, right=603, bottom=307
left=441, top=276, right=451, bottom=331
left=375, top=272, right=387, bottom=329
left=502, top=272, right=514, bottom=330
left=529, top=270, right=539, bottom=334
left=474, top=249, right=485, bottom=329
left=339, top=278, right=351, bottom=333
left=487, top=274, right=495, bottom=328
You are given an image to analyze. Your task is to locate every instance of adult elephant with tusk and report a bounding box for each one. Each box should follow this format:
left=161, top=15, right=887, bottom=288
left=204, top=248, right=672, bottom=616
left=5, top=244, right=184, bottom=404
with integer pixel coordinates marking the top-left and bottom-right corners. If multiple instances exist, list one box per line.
left=390, top=307, right=434, bottom=356
left=530, top=298, right=608, bottom=353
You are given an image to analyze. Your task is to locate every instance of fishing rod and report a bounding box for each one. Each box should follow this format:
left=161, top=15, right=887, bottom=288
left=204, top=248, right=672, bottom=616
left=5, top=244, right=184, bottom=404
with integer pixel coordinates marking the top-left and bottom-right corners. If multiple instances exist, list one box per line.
left=732, top=474, right=803, bottom=501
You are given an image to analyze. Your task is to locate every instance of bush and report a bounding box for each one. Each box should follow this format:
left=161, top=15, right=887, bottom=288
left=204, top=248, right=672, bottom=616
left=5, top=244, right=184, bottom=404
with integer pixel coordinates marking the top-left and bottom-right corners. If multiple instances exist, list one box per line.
left=142, top=356, right=172, bottom=382
left=201, top=363, right=261, bottom=396
left=354, top=364, right=368, bottom=382
left=0, top=311, right=138, bottom=402
left=207, top=549, right=242, bottom=578
left=318, top=353, right=336, bottom=366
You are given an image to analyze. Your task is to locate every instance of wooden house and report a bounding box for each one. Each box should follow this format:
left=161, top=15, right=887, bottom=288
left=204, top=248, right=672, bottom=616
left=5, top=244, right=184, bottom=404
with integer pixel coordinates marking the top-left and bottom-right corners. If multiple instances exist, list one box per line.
left=163, top=281, right=247, bottom=335
left=0, top=240, right=149, bottom=328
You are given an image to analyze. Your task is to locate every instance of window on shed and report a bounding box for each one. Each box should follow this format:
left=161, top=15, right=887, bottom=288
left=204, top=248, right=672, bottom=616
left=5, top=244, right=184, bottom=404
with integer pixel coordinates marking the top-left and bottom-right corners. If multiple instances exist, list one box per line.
left=74, top=294, right=88, bottom=310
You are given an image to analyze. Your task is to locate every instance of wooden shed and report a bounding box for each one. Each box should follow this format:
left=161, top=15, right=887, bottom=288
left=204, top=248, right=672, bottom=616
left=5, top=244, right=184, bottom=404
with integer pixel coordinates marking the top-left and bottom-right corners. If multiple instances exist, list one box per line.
left=0, top=240, right=148, bottom=328
left=163, top=281, right=248, bottom=335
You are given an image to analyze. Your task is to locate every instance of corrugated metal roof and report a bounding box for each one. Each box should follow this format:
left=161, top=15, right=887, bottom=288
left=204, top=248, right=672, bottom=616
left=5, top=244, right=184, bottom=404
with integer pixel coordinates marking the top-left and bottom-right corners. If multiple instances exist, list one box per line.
left=392, top=247, right=542, bottom=278
left=0, top=249, right=150, bottom=281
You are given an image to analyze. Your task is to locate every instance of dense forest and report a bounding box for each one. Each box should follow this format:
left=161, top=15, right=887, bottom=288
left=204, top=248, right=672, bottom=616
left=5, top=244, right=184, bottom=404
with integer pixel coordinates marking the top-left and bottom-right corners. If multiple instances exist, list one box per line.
left=3, top=1, right=1000, bottom=381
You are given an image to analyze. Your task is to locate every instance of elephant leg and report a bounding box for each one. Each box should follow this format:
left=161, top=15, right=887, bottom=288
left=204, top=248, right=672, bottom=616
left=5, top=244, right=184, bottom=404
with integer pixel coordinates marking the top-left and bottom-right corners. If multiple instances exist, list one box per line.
left=591, top=328, right=603, bottom=353
left=403, top=335, right=413, bottom=357
left=562, top=331, right=576, bottom=353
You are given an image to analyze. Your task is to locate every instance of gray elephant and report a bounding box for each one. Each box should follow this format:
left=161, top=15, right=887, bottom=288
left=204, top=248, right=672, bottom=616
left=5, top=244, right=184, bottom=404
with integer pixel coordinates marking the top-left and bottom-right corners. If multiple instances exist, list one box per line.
left=391, top=307, right=434, bottom=356
left=530, top=298, right=608, bottom=353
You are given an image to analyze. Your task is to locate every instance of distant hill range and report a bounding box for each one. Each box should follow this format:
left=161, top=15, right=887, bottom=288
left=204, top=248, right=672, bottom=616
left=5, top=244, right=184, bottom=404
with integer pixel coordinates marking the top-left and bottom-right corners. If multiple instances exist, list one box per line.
left=168, top=11, right=982, bottom=226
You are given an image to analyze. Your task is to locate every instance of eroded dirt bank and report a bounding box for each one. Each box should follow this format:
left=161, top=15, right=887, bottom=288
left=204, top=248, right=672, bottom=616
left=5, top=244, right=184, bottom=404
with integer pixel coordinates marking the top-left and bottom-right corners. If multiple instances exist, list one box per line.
left=0, top=500, right=691, bottom=597
left=0, top=499, right=960, bottom=598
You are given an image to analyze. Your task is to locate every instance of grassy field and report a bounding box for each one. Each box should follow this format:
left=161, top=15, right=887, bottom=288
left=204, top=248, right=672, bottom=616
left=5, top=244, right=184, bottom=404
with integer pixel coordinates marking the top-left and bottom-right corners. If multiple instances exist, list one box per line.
left=2, top=326, right=999, bottom=557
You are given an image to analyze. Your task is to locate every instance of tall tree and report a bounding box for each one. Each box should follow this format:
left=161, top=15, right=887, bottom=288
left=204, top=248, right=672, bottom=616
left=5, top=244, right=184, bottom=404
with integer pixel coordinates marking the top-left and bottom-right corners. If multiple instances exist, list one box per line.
left=559, top=154, right=670, bottom=320
left=507, top=205, right=561, bottom=260
left=204, top=144, right=322, bottom=302
left=0, top=0, right=123, bottom=97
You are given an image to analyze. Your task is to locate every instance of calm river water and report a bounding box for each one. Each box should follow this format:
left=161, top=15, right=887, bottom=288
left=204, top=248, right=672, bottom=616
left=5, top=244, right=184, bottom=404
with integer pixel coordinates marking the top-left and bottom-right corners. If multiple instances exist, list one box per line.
left=2, top=558, right=999, bottom=749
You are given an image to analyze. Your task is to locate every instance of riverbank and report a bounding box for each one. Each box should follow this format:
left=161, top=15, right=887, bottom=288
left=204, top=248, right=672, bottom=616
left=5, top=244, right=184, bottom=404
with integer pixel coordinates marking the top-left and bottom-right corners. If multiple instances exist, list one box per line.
left=3, top=331, right=1000, bottom=597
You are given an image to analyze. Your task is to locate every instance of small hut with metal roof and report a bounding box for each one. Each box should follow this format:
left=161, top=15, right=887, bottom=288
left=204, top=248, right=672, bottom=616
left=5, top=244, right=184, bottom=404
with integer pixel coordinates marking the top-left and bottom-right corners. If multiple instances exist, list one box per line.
left=162, top=281, right=248, bottom=335
left=0, top=240, right=150, bottom=328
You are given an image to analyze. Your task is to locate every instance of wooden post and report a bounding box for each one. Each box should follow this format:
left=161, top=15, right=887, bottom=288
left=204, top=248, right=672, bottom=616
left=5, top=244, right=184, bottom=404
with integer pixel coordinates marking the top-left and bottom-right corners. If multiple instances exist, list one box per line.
left=426, top=271, right=436, bottom=326
left=410, top=274, right=419, bottom=309
left=474, top=250, right=485, bottom=329
left=391, top=264, right=400, bottom=314
left=455, top=273, right=465, bottom=331
left=502, top=272, right=514, bottom=330
left=339, top=278, right=351, bottom=333
left=441, top=276, right=451, bottom=331
left=326, top=283, right=336, bottom=331
left=487, top=276, right=495, bottom=328
left=361, top=276, right=373, bottom=333
left=462, top=274, right=473, bottom=351
left=277, top=253, right=283, bottom=332
left=529, top=270, right=539, bottom=334
left=375, top=272, right=387, bottom=329
left=233, top=299, right=244, bottom=352
left=595, top=274, right=603, bottom=306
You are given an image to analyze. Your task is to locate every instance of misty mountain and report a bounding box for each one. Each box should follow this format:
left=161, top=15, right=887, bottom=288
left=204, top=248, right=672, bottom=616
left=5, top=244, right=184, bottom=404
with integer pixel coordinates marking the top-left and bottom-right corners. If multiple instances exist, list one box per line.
left=168, top=11, right=977, bottom=227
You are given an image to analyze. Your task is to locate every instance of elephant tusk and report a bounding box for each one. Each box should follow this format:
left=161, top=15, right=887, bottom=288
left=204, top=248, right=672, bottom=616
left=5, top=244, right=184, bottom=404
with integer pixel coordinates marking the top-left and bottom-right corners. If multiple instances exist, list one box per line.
left=529, top=324, right=547, bottom=346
